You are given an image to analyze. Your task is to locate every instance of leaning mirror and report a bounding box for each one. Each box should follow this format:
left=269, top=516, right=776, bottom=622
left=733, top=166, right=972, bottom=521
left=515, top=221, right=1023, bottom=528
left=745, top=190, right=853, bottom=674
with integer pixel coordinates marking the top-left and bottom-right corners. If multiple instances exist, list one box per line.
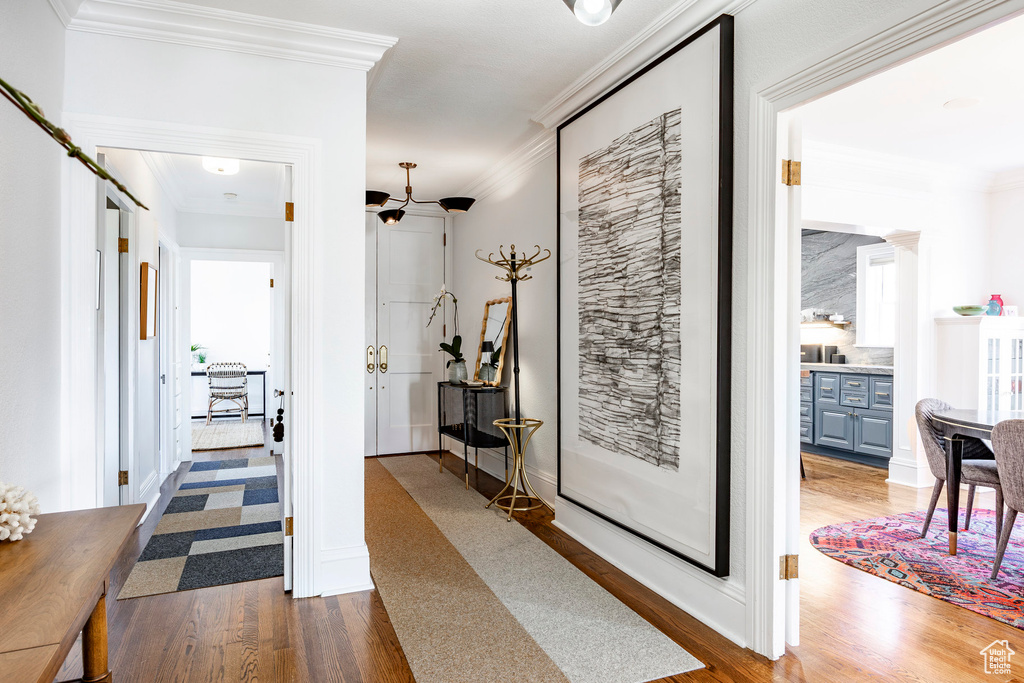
left=474, top=297, right=512, bottom=386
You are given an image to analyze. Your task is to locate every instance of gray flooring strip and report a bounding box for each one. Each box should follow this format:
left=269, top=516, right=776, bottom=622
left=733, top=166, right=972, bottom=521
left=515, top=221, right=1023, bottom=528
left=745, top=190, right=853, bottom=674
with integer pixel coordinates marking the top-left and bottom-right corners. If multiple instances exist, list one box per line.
left=380, top=455, right=703, bottom=683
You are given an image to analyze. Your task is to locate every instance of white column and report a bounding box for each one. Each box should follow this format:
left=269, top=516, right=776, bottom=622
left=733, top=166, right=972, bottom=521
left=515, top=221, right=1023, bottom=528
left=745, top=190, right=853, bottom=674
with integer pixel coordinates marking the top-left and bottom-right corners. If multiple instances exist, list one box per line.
left=885, top=231, right=932, bottom=487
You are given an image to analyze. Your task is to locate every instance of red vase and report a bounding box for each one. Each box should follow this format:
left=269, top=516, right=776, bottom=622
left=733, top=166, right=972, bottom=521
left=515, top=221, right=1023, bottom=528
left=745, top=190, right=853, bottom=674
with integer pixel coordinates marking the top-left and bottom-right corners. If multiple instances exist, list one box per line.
left=989, top=294, right=1005, bottom=316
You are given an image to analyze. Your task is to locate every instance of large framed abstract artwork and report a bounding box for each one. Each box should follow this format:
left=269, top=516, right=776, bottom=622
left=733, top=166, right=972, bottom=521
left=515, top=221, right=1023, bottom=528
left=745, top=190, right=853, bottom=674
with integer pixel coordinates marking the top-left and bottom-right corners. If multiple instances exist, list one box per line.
left=556, top=15, right=733, bottom=577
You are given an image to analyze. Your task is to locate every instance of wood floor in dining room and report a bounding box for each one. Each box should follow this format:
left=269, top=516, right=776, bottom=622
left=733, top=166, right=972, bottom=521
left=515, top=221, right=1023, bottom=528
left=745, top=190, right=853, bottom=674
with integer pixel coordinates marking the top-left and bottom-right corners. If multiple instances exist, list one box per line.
left=55, top=448, right=1019, bottom=682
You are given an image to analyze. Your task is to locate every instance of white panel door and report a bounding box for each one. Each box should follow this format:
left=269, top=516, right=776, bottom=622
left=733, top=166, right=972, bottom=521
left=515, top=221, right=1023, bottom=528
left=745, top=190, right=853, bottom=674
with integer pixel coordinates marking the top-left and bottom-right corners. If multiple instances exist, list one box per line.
left=367, top=213, right=445, bottom=455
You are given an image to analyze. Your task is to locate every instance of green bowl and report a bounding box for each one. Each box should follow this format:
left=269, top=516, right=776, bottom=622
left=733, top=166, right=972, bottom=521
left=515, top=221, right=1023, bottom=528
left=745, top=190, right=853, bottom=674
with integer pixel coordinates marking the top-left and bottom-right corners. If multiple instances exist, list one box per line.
left=953, top=305, right=986, bottom=316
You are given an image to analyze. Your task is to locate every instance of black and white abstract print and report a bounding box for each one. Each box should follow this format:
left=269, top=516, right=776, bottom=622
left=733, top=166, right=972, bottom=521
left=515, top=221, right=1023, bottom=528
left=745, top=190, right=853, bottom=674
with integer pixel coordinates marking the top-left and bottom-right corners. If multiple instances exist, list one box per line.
left=577, top=108, right=682, bottom=471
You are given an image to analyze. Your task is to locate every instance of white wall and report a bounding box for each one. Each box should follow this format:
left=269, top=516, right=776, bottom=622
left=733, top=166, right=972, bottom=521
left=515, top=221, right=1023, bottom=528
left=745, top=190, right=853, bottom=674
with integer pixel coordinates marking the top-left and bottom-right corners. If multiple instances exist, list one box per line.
left=95, top=147, right=181, bottom=512
left=178, top=212, right=285, bottom=251
left=453, top=0, right=1004, bottom=651
left=450, top=158, right=558, bottom=499
left=0, top=1, right=65, bottom=512
left=63, top=30, right=370, bottom=595
left=988, top=179, right=1024, bottom=308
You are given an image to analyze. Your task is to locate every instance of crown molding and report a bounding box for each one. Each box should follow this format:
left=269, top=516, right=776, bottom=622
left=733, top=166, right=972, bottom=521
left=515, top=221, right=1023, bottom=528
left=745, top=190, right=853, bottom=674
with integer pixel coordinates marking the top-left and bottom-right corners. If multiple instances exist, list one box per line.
left=47, top=0, right=75, bottom=26
left=458, top=129, right=556, bottom=202
left=64, top=0, right=397, bottom=71
left=140, top=150, right=286, bottom=218
left=532, top=0, right=755, bottom=129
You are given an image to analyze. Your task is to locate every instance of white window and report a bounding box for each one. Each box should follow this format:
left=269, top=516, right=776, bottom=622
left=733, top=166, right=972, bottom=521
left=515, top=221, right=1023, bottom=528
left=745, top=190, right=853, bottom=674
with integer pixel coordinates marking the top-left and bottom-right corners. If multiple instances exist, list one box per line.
left=856, top=243, right=896, bottom=347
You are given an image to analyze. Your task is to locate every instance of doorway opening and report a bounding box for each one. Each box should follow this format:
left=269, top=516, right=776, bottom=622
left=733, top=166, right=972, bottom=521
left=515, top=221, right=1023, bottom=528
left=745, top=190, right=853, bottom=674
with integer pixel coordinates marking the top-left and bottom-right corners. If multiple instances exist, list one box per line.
left=774, top=11, right=1024, bottom=671
left=95, top=146, right=294, bottom=595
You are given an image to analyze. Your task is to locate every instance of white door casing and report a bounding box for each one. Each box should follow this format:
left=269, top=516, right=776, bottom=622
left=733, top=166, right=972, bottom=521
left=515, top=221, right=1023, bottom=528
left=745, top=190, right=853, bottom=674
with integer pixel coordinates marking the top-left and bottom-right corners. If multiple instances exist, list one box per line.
left=747, top=0, right=1024, bottom=659
left=365, top=212, right=446, bottom=455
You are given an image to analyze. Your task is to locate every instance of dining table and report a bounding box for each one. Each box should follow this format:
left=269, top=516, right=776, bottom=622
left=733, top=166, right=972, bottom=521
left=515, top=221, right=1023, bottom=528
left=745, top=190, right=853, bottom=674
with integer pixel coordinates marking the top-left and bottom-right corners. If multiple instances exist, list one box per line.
left=933, top=409, right=1024, bottom=555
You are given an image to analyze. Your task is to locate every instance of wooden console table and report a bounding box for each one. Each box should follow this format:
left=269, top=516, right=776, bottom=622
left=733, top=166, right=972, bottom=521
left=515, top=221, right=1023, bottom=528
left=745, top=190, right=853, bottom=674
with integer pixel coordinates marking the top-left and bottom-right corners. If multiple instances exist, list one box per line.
left=0, top=504, right=145, bottom=683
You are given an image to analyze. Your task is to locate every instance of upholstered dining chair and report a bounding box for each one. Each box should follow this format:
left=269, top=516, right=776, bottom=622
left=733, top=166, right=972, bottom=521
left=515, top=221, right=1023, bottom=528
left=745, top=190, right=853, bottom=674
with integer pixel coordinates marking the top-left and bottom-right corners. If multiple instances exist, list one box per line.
left=206, top=362, right=248, bottom=425
left=990, top=419, right=1024, bottom=579
left=915, top=398, right=1002, bottom=540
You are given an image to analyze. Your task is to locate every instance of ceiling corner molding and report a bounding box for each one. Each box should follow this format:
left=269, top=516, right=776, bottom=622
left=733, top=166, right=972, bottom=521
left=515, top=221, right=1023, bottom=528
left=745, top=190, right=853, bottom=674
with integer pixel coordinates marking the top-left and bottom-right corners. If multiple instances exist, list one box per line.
left=46, top=0, right=75, bottom=27
left=367, top=42, right=398, bottom=95
left=139, top=150, right=188, bottom=211
left=65, top=0, right=397, bottom=71
left=532, top=0, right=754, bottom=129
left=458, top=129, right=556, bottom=202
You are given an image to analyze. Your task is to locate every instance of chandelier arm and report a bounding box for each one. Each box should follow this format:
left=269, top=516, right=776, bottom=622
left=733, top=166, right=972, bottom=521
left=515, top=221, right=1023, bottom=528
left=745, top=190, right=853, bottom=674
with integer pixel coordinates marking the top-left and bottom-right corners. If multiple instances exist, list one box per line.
left=408, top=197, right=442, bottom=205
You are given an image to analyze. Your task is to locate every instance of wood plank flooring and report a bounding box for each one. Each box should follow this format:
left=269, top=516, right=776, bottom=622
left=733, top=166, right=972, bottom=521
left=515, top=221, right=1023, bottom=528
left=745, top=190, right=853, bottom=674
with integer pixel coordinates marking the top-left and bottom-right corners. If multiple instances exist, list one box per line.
left=53, top=445, right=1023, bottom=682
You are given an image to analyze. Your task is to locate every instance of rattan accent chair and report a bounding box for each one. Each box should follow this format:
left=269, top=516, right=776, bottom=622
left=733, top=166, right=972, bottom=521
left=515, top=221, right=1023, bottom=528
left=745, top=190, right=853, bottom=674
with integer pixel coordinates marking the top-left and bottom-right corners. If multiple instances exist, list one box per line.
left=915, top=398, right=1002, bottom=540
left=206, top=362, right=248, bottom=425
left=990, top=419, right=1024, bottom=579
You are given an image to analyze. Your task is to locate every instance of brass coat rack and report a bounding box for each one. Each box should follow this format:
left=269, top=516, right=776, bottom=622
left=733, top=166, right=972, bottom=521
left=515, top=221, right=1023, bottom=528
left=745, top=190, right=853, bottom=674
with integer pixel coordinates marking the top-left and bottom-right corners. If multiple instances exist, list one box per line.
left=475, top=244, right=552, bottom=518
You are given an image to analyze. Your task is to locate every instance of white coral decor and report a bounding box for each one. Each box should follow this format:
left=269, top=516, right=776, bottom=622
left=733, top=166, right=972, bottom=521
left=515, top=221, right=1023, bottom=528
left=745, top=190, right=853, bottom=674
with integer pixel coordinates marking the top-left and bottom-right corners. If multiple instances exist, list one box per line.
left=0, top=482, right=40, bottom=542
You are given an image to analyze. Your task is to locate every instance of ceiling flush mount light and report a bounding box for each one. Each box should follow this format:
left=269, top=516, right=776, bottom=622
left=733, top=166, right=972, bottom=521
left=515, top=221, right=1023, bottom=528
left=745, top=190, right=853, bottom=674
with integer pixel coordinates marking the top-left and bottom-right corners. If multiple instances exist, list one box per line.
left=202, top=156, right=240, bottom=175
left=223, top=192, right=237, bottom=200
left=562, top=0, right=622, bottom=26
left=365, top=162, right=475, bottom=225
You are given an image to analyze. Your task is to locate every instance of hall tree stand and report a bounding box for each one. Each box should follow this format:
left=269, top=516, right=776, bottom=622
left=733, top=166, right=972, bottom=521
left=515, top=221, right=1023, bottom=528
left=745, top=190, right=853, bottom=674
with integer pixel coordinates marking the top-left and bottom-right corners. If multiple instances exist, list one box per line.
left=475, top=244, right=554, bottom=520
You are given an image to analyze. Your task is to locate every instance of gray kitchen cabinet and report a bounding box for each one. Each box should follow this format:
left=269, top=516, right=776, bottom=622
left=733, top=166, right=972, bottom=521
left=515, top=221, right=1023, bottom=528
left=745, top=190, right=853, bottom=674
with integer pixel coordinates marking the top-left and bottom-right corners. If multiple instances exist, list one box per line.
left=800, top=371, right=813, bottom=444
left=806, top=370, right=893, bottom=465
left=815, top=404, right=855, bottom=449
left=853, top=407, right=893, bottom=458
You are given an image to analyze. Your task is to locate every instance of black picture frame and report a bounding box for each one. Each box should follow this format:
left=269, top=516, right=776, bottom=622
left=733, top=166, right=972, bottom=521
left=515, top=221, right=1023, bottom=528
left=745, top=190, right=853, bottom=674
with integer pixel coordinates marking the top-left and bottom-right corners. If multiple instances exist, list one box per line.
left=555, top=14, right=733, bottom=577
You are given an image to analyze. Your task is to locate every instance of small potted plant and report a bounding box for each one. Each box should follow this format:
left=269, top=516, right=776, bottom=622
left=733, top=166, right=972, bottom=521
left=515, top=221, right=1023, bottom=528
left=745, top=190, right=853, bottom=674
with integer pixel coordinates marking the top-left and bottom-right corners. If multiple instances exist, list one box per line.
left=427, top=285, right=467, bottom=383
left=191, top=343, right=207, bottom=370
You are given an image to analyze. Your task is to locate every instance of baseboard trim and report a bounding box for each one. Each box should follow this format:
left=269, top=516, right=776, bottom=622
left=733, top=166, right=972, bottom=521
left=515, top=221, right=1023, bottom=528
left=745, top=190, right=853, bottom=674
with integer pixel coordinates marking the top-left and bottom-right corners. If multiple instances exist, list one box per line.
left=317, top=544, right=374, bottom=596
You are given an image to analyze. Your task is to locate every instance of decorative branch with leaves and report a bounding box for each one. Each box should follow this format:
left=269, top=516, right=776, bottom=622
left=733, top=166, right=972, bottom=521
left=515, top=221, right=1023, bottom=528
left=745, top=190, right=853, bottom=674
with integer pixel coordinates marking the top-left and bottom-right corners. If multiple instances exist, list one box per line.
left=0, top=75, right=149, bottom=210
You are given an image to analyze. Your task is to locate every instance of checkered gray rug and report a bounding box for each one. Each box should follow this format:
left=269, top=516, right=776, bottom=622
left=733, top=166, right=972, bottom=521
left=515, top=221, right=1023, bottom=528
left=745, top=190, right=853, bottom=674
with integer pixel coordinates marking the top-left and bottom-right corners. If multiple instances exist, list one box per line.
left=117, top=455, right=283, bottom=599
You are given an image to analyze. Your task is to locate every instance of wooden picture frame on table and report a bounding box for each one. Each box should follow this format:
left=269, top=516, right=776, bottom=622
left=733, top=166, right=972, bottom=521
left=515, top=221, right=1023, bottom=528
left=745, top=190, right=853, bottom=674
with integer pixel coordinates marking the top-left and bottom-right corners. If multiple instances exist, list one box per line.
left=140, top=262, right=157, bottom=340
left=555, top=14, right=733, bottom=577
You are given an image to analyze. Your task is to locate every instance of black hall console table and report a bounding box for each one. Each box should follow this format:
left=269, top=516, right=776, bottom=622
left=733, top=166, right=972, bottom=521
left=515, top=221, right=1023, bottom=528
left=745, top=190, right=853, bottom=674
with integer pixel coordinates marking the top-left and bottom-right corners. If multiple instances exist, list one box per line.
left=437, top=382, right=509, bottom=488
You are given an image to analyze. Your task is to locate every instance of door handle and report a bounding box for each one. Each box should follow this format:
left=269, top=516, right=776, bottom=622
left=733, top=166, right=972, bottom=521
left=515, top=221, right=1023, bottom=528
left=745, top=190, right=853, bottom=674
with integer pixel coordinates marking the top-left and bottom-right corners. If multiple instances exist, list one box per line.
left=366, top=346, right=375, bottom=374
left=379, top=345, right=388, bottom=373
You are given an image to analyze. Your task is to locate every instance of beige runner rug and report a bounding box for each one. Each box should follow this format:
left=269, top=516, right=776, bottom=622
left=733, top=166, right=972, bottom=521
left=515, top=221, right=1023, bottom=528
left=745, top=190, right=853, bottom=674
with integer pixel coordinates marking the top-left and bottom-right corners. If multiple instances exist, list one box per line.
left=367, top=455, right=703, bottom=683
left=365, top=458, right=568, bottom=682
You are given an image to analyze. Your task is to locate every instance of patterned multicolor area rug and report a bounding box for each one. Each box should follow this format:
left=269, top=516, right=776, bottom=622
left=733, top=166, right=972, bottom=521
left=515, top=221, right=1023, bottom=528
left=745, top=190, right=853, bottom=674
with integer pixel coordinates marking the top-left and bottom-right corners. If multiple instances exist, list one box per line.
left=810, top=508, right=1024, bottom=628
left=117, top=455, right=283, bottom=599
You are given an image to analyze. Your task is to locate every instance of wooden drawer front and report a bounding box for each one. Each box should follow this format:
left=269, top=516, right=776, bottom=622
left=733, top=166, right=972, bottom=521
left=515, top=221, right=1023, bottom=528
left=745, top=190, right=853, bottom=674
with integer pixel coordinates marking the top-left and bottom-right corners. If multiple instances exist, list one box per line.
left=799, top=403, right=813, bottom=422
left=854, top=408, right=893, bottom=458
left=842, top=375, right=868, bottom=390
left=815, top=374, right=840, bottom=404
left=800, top=386, right=812, bottom=403
left=815, top=406, right=854, bottom=449
left=800, top=422, right=813, bottom=443
left=841, top=390, right=869, bottom=408
left=800, top=372, right=812, bottom=387
left=870, top=377, right=894, bottom=410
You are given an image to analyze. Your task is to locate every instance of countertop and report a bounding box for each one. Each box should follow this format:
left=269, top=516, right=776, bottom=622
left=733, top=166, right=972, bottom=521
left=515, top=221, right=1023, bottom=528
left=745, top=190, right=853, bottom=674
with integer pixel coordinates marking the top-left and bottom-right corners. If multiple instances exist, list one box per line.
left=800, top=363, right=893, bottom=375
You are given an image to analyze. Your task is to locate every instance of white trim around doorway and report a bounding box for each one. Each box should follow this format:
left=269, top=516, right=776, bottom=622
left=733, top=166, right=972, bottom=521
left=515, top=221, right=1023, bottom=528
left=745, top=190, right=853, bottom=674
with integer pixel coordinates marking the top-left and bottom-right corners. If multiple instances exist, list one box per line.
left=60, top=113, right=321, bottom=599
left=745, top=0, right=1024, bottom=659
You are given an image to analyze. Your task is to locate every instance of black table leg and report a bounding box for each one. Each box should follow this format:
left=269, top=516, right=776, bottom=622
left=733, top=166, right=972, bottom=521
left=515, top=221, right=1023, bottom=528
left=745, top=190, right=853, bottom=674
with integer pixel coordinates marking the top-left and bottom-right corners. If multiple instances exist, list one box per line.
left=946, top=436, right=964, bottom=555
left=464, top=440, right=469, bottom=489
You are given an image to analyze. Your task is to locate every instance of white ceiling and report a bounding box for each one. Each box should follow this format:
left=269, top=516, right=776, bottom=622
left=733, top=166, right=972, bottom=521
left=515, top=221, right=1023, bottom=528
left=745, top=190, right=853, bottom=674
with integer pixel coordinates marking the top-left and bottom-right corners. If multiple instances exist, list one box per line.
left=154, top=0, right=689, bottom=199
left=139, top=151, right=287, bottom=218
left=799, top=13, right=1024, bottom=175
